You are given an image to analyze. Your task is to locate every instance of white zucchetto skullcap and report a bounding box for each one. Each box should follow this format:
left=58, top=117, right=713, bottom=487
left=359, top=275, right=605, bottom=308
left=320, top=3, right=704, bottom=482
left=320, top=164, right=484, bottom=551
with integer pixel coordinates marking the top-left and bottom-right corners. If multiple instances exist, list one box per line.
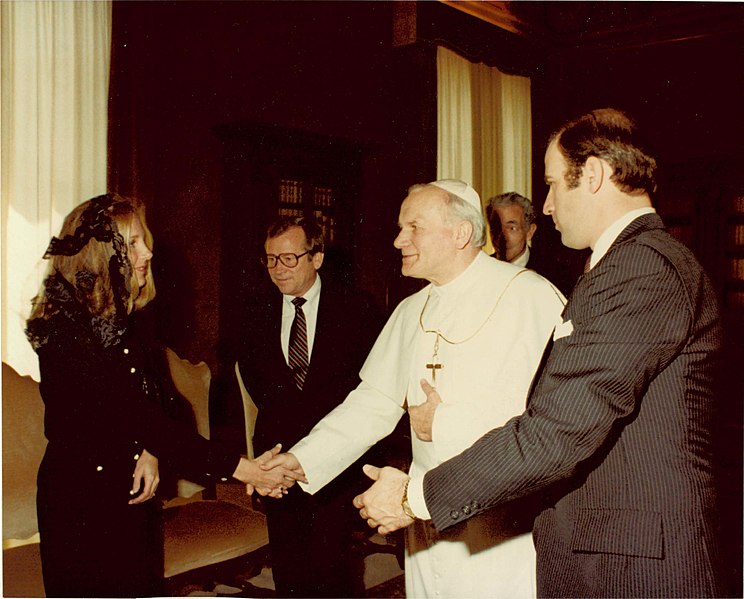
left=430, top=179, right=482, bottom=211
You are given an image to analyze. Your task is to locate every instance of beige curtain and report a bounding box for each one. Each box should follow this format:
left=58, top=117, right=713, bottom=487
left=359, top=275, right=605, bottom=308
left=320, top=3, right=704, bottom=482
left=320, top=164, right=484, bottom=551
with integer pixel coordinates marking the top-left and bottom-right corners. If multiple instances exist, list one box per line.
left=437, top=46, right=532, bottom=251
left=437, top=47, right=474, bottom=185
left=1, top=1, right=111, bottom=379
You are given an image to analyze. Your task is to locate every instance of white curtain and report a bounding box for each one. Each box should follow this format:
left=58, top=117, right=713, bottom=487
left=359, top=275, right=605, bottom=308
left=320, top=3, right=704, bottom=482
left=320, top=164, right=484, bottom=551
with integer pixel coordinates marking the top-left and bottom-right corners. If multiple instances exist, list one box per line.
left=437, top=46, right=532, bottom=251
left=437, top=47, right=474, bottom=186
left=1, top=1, right=112, bottom=380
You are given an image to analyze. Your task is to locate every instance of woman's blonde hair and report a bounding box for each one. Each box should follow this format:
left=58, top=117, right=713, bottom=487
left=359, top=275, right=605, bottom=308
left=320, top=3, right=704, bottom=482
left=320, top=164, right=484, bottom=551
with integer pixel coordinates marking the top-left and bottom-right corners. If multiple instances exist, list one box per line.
left=28, top=194, right=156, bottom=325
left=116, top=199, right=156, bottom=310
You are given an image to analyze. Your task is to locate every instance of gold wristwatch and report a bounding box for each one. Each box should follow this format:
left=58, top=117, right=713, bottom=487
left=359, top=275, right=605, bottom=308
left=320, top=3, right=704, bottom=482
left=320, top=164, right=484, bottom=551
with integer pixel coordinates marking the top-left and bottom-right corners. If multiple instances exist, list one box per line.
left=401, top=479, right=416, bottom=519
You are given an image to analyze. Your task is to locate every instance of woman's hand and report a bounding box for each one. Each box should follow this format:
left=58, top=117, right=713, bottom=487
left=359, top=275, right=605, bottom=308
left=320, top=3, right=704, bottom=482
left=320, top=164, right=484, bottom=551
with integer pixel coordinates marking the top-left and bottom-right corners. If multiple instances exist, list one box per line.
left=233, top=444, right=307, bottom=498
left=129, top=449, right=159, bottom=504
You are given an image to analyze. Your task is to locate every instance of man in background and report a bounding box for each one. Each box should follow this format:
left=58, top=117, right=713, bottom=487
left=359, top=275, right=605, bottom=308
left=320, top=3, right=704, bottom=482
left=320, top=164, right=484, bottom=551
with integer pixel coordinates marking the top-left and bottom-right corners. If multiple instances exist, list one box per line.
left=355, top=108, right=724, bottom=598
left=487, top=190, right=576, bottom=294
left=236, top=216, right=382, bottom=597
left=486, top=191, right=536, bottom=267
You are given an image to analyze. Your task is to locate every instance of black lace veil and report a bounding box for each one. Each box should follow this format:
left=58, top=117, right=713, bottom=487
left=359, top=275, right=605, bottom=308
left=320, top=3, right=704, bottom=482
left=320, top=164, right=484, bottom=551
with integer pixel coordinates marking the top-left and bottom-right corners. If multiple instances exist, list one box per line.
left=26, top=194, right=135, bottom=350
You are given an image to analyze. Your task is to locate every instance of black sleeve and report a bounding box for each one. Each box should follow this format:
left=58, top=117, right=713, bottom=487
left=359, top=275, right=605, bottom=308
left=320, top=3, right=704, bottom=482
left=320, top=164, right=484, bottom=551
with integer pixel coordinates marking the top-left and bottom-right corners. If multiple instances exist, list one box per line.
left=38, top=326, right=240, bottom=485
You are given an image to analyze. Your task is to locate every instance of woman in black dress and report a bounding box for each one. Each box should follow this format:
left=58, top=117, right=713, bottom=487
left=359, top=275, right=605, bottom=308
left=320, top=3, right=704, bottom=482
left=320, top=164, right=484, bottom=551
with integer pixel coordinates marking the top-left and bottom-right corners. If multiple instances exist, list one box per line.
left=26, top=194, right=300, bottom=597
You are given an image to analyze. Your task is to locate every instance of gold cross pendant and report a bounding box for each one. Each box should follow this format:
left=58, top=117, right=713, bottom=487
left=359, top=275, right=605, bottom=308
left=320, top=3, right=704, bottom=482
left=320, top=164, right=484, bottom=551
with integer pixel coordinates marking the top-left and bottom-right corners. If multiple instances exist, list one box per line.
left=425, top=361, right=443, bottom=383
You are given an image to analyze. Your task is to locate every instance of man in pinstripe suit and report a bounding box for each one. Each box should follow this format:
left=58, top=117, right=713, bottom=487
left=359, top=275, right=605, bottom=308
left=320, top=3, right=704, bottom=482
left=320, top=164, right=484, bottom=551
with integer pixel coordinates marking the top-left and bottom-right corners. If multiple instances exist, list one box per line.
left=354, top=108, right=724, bottom=598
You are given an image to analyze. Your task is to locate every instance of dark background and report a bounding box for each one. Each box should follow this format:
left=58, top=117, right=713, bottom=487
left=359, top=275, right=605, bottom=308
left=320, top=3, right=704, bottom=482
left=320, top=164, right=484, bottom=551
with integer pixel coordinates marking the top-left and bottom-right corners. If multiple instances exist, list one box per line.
left=107, top=2, right=743, bottom=594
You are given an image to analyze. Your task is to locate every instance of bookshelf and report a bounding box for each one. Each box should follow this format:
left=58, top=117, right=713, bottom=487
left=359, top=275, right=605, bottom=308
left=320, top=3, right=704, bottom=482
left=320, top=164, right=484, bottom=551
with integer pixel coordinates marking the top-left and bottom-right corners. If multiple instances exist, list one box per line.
left=278, top=179, right=338, bottom=245
left=214, top=122, right=364, bottom=352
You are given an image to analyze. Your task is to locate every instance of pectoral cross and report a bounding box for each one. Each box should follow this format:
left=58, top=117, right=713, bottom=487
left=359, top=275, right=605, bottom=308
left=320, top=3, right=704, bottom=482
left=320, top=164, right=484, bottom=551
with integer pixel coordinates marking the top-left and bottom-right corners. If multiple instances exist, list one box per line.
left=425, top=333, right=443, bottom=383
left=425, top=360, right=443, bottom=383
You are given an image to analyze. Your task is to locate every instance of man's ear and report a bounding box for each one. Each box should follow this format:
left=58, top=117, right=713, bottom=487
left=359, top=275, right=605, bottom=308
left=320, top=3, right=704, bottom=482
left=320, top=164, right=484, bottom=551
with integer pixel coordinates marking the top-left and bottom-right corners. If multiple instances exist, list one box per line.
left=526, top=223, right=537, bottom=242
left=584, top=156, right=606, bottom=194
left=312, top=251, right=324, bottom=270
left=454, top=220, right=474, bottom=250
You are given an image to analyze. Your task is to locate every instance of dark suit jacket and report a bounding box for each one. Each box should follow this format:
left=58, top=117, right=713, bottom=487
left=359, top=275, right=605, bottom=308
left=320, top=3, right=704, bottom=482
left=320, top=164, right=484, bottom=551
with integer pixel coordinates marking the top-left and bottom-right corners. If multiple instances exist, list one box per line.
left=423, top=214, right=723, bottom=598
left=237, top=280, right=383, bottom=500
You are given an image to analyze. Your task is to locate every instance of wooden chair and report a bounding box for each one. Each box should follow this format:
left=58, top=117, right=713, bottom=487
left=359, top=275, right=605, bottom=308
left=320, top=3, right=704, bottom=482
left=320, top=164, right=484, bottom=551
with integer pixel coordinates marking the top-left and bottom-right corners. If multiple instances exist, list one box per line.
left=234, top=361, right=259, bottom=460
left=2, top=362, right=46, bottom=598
left=162, top=349, right=269, bottom=592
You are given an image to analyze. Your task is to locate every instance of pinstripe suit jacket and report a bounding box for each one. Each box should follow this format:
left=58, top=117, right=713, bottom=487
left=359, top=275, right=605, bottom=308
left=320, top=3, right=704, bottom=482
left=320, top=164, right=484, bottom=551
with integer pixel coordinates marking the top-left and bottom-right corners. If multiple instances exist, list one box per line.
left=422, top=213, right=723, bottom=598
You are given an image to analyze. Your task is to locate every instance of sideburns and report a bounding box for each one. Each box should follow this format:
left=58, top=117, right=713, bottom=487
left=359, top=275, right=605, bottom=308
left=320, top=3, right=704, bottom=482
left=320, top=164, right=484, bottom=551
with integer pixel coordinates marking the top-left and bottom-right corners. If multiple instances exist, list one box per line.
left=564, top=165, right=583, bottom=190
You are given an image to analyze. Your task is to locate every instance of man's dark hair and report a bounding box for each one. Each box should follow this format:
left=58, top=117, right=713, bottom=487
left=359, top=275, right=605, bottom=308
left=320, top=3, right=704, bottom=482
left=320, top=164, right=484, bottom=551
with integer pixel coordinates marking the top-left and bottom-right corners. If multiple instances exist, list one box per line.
left=550, top=108, right=657, bottom=195
left=266, top=216, right=325, bottom=254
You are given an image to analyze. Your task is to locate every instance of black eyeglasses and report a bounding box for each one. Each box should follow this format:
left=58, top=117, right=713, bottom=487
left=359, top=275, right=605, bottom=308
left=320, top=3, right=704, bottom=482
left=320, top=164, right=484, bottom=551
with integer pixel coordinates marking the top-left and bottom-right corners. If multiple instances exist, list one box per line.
left=261, top=251, right=311, bottom=269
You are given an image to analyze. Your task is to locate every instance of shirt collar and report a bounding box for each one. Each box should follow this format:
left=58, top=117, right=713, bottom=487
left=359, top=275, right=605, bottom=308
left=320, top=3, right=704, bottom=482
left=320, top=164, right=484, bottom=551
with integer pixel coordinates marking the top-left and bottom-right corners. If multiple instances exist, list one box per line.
left=589, top=207, right=656, bottom=270
left=511, top=245, right=530, bottom=268
left=283, top=273, right=322, bottom=305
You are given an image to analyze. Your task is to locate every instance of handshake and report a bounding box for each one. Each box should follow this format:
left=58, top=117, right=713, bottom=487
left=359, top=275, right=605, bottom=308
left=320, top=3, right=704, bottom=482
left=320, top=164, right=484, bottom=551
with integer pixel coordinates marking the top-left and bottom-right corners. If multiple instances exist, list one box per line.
left=233, top=447, right=416, bottom=535
left=230, top=378, right=441, bottom=509
left=232, top=445, right=307, bottom=499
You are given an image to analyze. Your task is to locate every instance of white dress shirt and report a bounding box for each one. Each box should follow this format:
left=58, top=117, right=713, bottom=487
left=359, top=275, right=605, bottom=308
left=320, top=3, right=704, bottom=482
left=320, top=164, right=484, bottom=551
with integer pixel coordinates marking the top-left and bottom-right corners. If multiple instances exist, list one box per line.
left=280, top=274, right=321, bottom=363
left=589, top=207, right=656, bottom=270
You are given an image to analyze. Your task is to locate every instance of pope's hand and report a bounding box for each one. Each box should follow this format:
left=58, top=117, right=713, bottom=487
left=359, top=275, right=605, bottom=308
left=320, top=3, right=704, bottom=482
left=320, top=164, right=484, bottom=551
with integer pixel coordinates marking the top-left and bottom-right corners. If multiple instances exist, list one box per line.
left=233, top=445, right=307, bottom=498
left=409, top=379, right=442, bottom=442
left=352, top=465, right=414, bottom=535
left=258, top=451, right=307, bottom=499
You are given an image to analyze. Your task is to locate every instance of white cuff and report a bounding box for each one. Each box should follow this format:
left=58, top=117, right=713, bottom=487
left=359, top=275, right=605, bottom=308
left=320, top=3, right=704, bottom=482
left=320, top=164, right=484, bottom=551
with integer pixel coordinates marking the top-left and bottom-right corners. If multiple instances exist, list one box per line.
left=406, top=474, right=431, bottom=520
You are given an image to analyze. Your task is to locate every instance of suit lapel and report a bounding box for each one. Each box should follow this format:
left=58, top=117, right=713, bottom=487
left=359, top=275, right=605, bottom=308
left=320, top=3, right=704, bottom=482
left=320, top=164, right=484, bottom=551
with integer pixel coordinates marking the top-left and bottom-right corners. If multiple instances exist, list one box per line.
left=583, top=213, right=664, bottom=280
left=564, top=213, right=665, bottom=322
left=304, top=286, right=334, bottom=387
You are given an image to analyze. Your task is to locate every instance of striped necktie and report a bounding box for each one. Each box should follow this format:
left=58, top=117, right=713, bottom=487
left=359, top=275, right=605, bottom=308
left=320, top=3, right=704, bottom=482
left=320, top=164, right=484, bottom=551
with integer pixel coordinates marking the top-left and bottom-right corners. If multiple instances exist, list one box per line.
left=288, top=297, right=309, bottom=389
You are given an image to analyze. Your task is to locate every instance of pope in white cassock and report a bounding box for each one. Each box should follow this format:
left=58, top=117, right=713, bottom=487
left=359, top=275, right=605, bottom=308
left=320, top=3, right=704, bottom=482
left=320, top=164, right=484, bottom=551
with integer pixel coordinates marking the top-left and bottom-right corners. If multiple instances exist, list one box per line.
left=268, top=180, right=565, bottom=597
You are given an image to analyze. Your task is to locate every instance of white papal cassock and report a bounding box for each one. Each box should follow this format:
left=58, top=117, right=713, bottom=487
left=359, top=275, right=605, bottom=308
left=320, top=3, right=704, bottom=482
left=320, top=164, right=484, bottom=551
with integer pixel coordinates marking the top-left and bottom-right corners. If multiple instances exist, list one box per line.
left=291, top=251, right=565, bottom=598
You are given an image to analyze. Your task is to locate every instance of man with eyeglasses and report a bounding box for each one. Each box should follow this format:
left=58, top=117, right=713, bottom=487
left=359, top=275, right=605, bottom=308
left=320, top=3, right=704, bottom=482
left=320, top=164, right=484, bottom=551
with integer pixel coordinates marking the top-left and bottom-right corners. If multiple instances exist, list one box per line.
left=236, top=215, right=384, bottom=597
left=487, top=191, right=577, bottom=295
left=486, top=192, right=537, bottom=266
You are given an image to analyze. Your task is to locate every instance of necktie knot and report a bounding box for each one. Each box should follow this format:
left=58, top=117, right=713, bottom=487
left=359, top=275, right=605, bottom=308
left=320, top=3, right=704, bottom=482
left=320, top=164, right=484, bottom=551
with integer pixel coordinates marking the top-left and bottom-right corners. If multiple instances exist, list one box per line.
left=292, top=297, right=307, bottom=309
